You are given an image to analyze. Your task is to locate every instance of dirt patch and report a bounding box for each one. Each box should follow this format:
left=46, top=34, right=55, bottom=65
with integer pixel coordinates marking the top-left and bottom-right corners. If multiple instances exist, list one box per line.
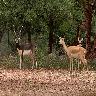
left=0, top=68, right=96, bottom=96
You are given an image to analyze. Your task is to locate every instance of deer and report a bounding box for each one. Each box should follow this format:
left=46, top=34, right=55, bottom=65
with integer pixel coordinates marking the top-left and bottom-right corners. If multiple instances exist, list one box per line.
left=59, top=37, right=87, bottom=72
left=15, top=38, right=37, bottom=69
left=76, top=37, right=84, bottom=68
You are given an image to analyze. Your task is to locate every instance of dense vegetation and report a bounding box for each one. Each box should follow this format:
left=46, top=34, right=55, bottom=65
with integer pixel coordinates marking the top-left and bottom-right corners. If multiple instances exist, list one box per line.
left=0, top=0, right=96, bottom=69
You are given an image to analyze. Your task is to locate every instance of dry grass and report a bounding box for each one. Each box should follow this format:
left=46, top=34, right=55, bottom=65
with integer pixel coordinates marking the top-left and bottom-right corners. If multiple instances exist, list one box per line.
left=0, top=68, right=96, bottom=96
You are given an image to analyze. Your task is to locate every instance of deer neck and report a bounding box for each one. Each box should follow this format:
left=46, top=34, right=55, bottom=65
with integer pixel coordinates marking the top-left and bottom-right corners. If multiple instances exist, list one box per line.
left=16, top=43, right=21, bottom=50
left=62, top=41, right=69, bottom=54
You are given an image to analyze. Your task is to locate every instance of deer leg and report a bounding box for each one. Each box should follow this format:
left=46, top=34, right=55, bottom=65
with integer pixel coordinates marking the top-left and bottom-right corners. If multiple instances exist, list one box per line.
left=19, top=51, right=23, bottom=69
left=30, top=52, right=34, bottom=69
left=32, top=56, right=34, bottom=69
left=70, top=58, right=73, bottom=72
left=32, top=50, right=37, bottom=68
left=78, top=60, right=80, bottom=70
left=77, top=59, right=80, bottom=70
left=80, top=56, right=87, bottom=70
left=75, top=58, right=79, bottom=70
left=34, top=54, right=37, bottom=68
left=70, top=59, right=71, bottom=71
left=72, top=58, right=73, bottom=72
left=32, top=56, right=35, bottom=68
left=35, top=61, right=37, bottom=68
left=20, top=55, right=22, bottom=69
left=83, top=59, right=88, bottom=70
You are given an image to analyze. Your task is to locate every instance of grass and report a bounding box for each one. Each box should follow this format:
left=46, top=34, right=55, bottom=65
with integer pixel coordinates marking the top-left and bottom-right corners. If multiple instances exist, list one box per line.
left=0, top=53, right=67, bottom=69
left=0, top=52, right=95, bottom=71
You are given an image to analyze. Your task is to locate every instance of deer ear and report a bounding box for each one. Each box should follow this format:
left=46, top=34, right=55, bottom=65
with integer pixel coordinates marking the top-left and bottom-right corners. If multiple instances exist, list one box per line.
left=15, top=39, right=16, bottom=42
left=15, top=38, right=18, bottom=43
left=81, top=38, right=83, bottom=41
left=59, top=37, right=61, bottom=39
left=78, top=37, right=79, bottom=41
left=18, top=38, right=20, bottom=40
left=18, top=38, right=21, bottom=42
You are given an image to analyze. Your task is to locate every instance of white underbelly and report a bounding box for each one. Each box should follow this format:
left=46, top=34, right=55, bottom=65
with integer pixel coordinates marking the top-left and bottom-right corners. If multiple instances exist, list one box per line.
left=18, top=49, right=32, bottom=55
left=23, top=50, right=32, bottom=55
left=71, top=54, right=79, bottom=58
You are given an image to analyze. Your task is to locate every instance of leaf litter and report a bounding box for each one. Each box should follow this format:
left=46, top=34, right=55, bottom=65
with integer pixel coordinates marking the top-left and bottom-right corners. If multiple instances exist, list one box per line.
left=0, top=68, right=96, bottom=96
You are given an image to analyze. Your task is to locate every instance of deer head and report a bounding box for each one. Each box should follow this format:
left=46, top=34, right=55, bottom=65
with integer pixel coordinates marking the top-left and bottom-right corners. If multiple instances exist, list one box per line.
left=77, top=37, right=83, bottom=47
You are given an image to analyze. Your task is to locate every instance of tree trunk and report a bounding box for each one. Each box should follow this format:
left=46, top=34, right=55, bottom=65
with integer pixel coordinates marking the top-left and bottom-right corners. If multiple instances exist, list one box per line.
left=23, top=21, right=31, bottom=43
left=28, top=31, right=31, bottom=43
left=8, top=31, right=10, bottom=47
left=48, top=30, right=54, bottom=54
left=93, top=33, right=96, bottom=50
left=48, top=15, right=54, bottom=54
left=80, top=1, right=93, bottom=54
left=84, top=3, right=92, bottom=53
left=0, top=31, right=4, bottom=43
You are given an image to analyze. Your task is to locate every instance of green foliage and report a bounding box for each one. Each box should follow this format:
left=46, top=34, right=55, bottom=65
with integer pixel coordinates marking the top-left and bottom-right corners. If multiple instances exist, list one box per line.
left=0, top=1, right=78, bottom=31
left=0, top=0, right=84, bottom=39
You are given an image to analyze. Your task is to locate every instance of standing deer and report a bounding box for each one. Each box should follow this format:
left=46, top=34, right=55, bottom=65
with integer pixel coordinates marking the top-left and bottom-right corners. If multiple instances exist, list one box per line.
left=77, top=37, right=84, bottom=68
left=15, top=38, right=37, bottom=69
left=59, top=37, right=87, bottom=71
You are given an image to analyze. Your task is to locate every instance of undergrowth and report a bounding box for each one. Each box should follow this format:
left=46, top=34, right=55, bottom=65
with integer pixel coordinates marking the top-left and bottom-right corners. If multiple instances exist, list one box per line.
left=0, top=33, right=95, bottom=70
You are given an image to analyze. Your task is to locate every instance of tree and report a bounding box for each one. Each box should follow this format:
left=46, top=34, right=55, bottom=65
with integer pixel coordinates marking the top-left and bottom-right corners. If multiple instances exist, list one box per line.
left=77, top=0, right=96, bottom=54
left=34, top=0, right=76, bottom=54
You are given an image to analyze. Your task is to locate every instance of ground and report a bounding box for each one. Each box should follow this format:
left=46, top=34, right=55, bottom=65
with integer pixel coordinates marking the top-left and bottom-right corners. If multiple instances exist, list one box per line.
left=0, top=68, right=96, bottom=96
